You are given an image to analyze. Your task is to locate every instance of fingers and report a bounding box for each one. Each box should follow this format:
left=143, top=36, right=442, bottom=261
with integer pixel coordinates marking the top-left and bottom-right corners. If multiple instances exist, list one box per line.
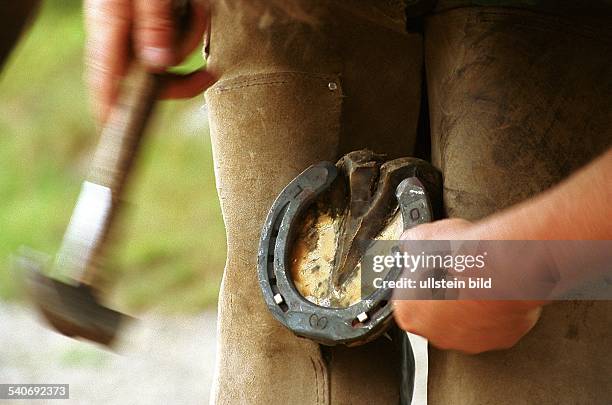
left=394, top=300, right=541, bottom=353
left=84, top=0, right=132, bottom=123
left=134, top=0, right=177, bottom=69
left=159, top=69, right=217, bottom=99
left=133, top=0, right=209, bottom=67
left=134, top=0, right=211, bottom=97
left=85, top=0, right=211, bottom=124
left=132, top=0, right=209, bottom=68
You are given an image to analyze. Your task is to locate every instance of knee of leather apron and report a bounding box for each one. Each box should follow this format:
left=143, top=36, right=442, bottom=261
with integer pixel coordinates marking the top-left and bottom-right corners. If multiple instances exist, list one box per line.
left=205, top=0, right=424, bottom=160
left=206, top=72, right=340, bottom=405
left=205, top=67, right=400, bottom=405
left=425, top=7, right=612, bottom=219
left=204, top=56, right=404, bottom=405
left=206, top=74, right=342, bottom=364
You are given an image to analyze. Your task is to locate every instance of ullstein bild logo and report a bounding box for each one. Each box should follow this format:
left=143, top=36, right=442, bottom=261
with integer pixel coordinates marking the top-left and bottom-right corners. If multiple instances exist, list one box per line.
left=371, top=275, right=492, bottom=290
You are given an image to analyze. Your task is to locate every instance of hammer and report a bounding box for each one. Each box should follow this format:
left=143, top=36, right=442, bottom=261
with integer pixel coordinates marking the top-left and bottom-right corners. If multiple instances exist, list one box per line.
left=19, top=0, right=192, bottom=346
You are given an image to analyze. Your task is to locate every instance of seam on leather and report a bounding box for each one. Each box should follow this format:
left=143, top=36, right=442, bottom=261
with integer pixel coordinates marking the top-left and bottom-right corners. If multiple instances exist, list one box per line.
left=310, top=357, right=322, bottom=405
left=210, top=71, right=341, bottom=93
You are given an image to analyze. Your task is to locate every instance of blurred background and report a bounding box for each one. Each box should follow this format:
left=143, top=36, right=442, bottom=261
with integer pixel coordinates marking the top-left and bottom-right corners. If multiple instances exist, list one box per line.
left=1, top=0, right=224, bottom=402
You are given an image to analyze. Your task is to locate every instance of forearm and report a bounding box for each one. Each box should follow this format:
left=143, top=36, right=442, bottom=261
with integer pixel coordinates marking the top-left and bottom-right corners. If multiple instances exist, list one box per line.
left=472, top=148, right=612, bottom=241
left=462, top=148, right=612, bottom=294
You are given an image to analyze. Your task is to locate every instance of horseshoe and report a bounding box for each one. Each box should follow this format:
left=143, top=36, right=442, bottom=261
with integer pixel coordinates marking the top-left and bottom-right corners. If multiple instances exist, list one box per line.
left=257, top=152, right=441, bottom=346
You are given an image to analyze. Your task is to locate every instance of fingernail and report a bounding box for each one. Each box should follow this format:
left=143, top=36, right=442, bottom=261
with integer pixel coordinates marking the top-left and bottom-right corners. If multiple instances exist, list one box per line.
left=140, top=46, right=174, bottom=68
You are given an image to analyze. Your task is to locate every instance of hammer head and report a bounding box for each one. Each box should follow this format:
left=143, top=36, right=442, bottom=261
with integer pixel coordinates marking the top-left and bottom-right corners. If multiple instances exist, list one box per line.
left=17, top=254, right=127, bottom=346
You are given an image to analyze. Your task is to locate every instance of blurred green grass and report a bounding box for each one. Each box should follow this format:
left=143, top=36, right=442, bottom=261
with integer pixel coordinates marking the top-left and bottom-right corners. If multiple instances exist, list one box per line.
left=0, top=0, right=226, bottom=312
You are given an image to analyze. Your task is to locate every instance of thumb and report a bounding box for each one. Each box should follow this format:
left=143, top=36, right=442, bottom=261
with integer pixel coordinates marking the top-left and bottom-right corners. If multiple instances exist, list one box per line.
left=401, top=218, right=473, bottom=241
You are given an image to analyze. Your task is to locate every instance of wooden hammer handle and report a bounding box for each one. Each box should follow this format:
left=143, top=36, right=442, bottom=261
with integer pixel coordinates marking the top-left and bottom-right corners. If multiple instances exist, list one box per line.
left=88, top=0, right=190, bottom=193
left=87, top=66, right=161, bottom=194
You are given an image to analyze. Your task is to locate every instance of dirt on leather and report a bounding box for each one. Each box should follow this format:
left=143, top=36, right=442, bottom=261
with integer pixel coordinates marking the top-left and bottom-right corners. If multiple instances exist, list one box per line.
left=0, top=303, right=216, bottom=404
